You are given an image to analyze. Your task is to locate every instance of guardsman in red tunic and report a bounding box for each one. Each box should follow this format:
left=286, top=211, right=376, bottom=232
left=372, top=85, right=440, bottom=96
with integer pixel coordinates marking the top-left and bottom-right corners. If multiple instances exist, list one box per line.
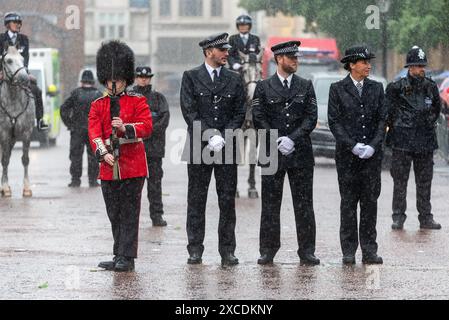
left=88, top=41, right=153, bottom=272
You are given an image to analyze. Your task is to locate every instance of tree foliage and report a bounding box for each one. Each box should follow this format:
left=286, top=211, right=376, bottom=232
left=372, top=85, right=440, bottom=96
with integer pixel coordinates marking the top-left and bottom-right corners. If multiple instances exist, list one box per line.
left=239, top=0, right=449, bottom=53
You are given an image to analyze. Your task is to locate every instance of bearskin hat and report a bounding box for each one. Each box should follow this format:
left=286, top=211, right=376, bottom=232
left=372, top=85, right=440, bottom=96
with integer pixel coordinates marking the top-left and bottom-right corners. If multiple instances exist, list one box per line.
left=96, top=40, right=135, bottom=86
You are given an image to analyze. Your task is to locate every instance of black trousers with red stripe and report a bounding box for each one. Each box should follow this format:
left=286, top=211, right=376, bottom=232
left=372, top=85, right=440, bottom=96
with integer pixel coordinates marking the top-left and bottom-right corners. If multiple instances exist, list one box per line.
left=101, top=177, right=145, bottom=259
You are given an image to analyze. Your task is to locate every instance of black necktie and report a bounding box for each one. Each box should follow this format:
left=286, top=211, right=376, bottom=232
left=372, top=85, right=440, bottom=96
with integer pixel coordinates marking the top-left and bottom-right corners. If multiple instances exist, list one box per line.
left=283, top=79, right=289, bottom=89
left=213, top=70, right=218, bottom=83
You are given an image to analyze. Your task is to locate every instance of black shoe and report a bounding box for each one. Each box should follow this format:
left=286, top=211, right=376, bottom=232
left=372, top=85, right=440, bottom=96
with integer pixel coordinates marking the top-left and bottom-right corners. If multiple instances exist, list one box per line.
left=362, top=254, right=383, bottom=265
left=187, top=253, right=202, bottom=265
left=98, top=256, right=118, bottom=271
left=37, top=119, right=49, bottom=132
left=221, top=254, right=239, bottom=266
left=257, top=254, right=274, bottom=265
left=152, top=217, right=167, bottom=227
left=68, top=181, right=81, bottom=188
left=89, top=181, right=100, bottom=188
left=342, top=255, right=356, bottom=265
left=114, top=256, right=135, bottom=272
left=420, top=218, right=442, bottom=230
left=300, top=254, right=320, bottom=266
left=392, top=214, right=407, bottom=230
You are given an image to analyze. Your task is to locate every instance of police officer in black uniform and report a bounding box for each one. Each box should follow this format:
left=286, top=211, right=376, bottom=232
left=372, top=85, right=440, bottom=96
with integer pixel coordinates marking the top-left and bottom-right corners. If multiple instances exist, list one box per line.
left=132, top=66, right=170, bottom=227
left=252, top=41, right=320, bottom=266
left=228, top=15, right=261, bottom=72
left=180, top=33, right=245, bottom=266
left=328, top=45, right=387, bottom=265
left=0, top=12, right=48, bottom=131
left=61, top=69, right=103, bottom=187
left=386, top=46, right=442, bottom=230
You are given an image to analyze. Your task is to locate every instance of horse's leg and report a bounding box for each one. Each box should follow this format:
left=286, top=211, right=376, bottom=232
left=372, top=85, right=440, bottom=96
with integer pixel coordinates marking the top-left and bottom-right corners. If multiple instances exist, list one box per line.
left=1, top=140, right=14, bottom=198
left=22, top=138, right=32, bottom=198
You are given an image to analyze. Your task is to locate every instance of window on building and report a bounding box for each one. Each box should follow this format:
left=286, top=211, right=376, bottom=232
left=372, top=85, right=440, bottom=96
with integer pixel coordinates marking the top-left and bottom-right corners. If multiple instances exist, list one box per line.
left=98, top=12, right=126, bottom=39
left=129, top=0, right=150, bottom=8
left=211, top=0, right=222, bottom=17
left=179, top=0, right=203, bottom=17
left=159, top=0, right=171, bottom=17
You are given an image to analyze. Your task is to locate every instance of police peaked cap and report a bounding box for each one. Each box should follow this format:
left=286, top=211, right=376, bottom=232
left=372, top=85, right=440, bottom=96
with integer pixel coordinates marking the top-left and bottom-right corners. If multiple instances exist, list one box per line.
left=199, top=33, right=232, bottom=50
left=340, top=45, right=376, bottom=64
left=136, top=66, right=154, bottom=78
left=271, top=41, right=302, bottom=57
left=96, top=40, right=135, bottom=86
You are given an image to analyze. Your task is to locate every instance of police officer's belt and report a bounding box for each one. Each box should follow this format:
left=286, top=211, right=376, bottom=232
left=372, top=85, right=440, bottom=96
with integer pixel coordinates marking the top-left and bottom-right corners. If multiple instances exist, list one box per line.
left=105, top=138, right=143, bottom=146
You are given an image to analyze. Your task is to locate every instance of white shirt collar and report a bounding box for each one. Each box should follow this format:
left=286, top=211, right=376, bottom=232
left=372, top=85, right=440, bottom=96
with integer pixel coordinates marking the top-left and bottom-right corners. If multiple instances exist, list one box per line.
left=8, top=30, right=17, bottom=40
left=277, top=72, right=293, bottom=88
left=204, top=62, right=222, bottom=80
left=350, top=74, right=364, bottom=87
left=240, top=33, right=249, bottom=39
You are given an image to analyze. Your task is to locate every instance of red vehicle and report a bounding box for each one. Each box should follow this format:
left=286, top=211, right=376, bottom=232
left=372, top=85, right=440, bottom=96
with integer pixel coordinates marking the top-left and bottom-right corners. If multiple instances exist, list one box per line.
left=262, top=37, right=341, bottom=80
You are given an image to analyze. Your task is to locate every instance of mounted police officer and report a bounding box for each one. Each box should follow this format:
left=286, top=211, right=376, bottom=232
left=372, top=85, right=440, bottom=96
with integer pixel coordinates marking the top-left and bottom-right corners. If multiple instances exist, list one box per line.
left=228, top=15, right=261, bottom=73
left=386, top=46, right=442, bottom=231
left=0, top=12, right=29, bottom=68
left=0, top=12, right=48, bottom=131
left=252, top=41, right=320, bottom=266
left=328, top=45, right=387, bottom=265
left=61, top=69, right=103, bottom=188
left=89, top=41, right=153, bottom=272
left=180, top=33, right=245, bottom=266
left=132, top=66, right=170, bottom=227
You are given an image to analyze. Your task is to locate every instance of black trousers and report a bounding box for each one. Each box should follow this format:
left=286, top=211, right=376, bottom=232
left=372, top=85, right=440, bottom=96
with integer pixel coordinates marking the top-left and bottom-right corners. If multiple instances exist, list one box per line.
left=101, top=178, right=145, bottom=259
left=186, top=164, right=237, bottom=257
left=147, top=157, right=164, bottom=220
left=390, top=149, right=434, bottom=222
left=336, top=153, right=381, bottom=257
left=70, top=131, right=98, bottom=183
left=259, top=167, right=316, bottom=258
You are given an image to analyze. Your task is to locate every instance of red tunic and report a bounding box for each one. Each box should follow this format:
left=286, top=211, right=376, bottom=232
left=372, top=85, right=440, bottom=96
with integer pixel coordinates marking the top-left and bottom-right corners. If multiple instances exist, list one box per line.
left=88, top=92, right=153, bottom=181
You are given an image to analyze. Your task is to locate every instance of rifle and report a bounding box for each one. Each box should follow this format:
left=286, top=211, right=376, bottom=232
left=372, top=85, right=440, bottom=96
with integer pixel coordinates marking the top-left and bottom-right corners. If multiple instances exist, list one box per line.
left=110, top=59, right=121, bottom=180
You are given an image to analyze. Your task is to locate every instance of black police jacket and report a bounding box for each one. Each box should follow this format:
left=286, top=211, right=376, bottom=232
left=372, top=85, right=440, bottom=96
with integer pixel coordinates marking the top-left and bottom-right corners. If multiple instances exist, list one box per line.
left=328, top=75, right=387, bottom=156
left=180, top=64, right=246, bottom=164
left=228, top=33, right=261, bottom=68
left=132, top=85, right=170, bottom=158
left=0, top=32, right=29, bottom=68
left=60, top=86, right=103, bottom=132
left=386, top=74, right=441, bottom=153
left=252, top=73, right=318, bottom=170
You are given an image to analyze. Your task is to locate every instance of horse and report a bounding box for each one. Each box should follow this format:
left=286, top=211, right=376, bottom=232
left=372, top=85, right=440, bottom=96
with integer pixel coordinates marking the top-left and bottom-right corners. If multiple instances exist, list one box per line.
left=0, top=45, right=35, bottom=198
left=237, top=49, right=263, bottom=199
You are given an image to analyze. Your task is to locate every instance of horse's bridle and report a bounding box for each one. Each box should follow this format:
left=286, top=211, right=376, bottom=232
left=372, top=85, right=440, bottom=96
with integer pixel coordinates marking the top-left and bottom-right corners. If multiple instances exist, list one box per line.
left=1, top=51, right=28, bottom=85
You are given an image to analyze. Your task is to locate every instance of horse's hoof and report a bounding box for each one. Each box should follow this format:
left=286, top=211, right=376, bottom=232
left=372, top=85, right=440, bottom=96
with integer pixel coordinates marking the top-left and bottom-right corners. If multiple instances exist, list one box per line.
left=1, top=188, right=12, bottom=198
left=248, top=189, right=259, bottom=199
left=23, top=189, right=32, bottom=198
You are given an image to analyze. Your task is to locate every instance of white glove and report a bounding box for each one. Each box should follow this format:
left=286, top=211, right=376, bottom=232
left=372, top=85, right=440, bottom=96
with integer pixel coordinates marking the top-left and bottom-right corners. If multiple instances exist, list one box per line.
left=352, top=143, right=366, bottom=157
left=277, top=137, right=295, bottom=156
left=359, top=145, right=375, bottom=159
left=232, top=63, right=242, bottom=70
left=207, top=135, right=226, bottom=152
